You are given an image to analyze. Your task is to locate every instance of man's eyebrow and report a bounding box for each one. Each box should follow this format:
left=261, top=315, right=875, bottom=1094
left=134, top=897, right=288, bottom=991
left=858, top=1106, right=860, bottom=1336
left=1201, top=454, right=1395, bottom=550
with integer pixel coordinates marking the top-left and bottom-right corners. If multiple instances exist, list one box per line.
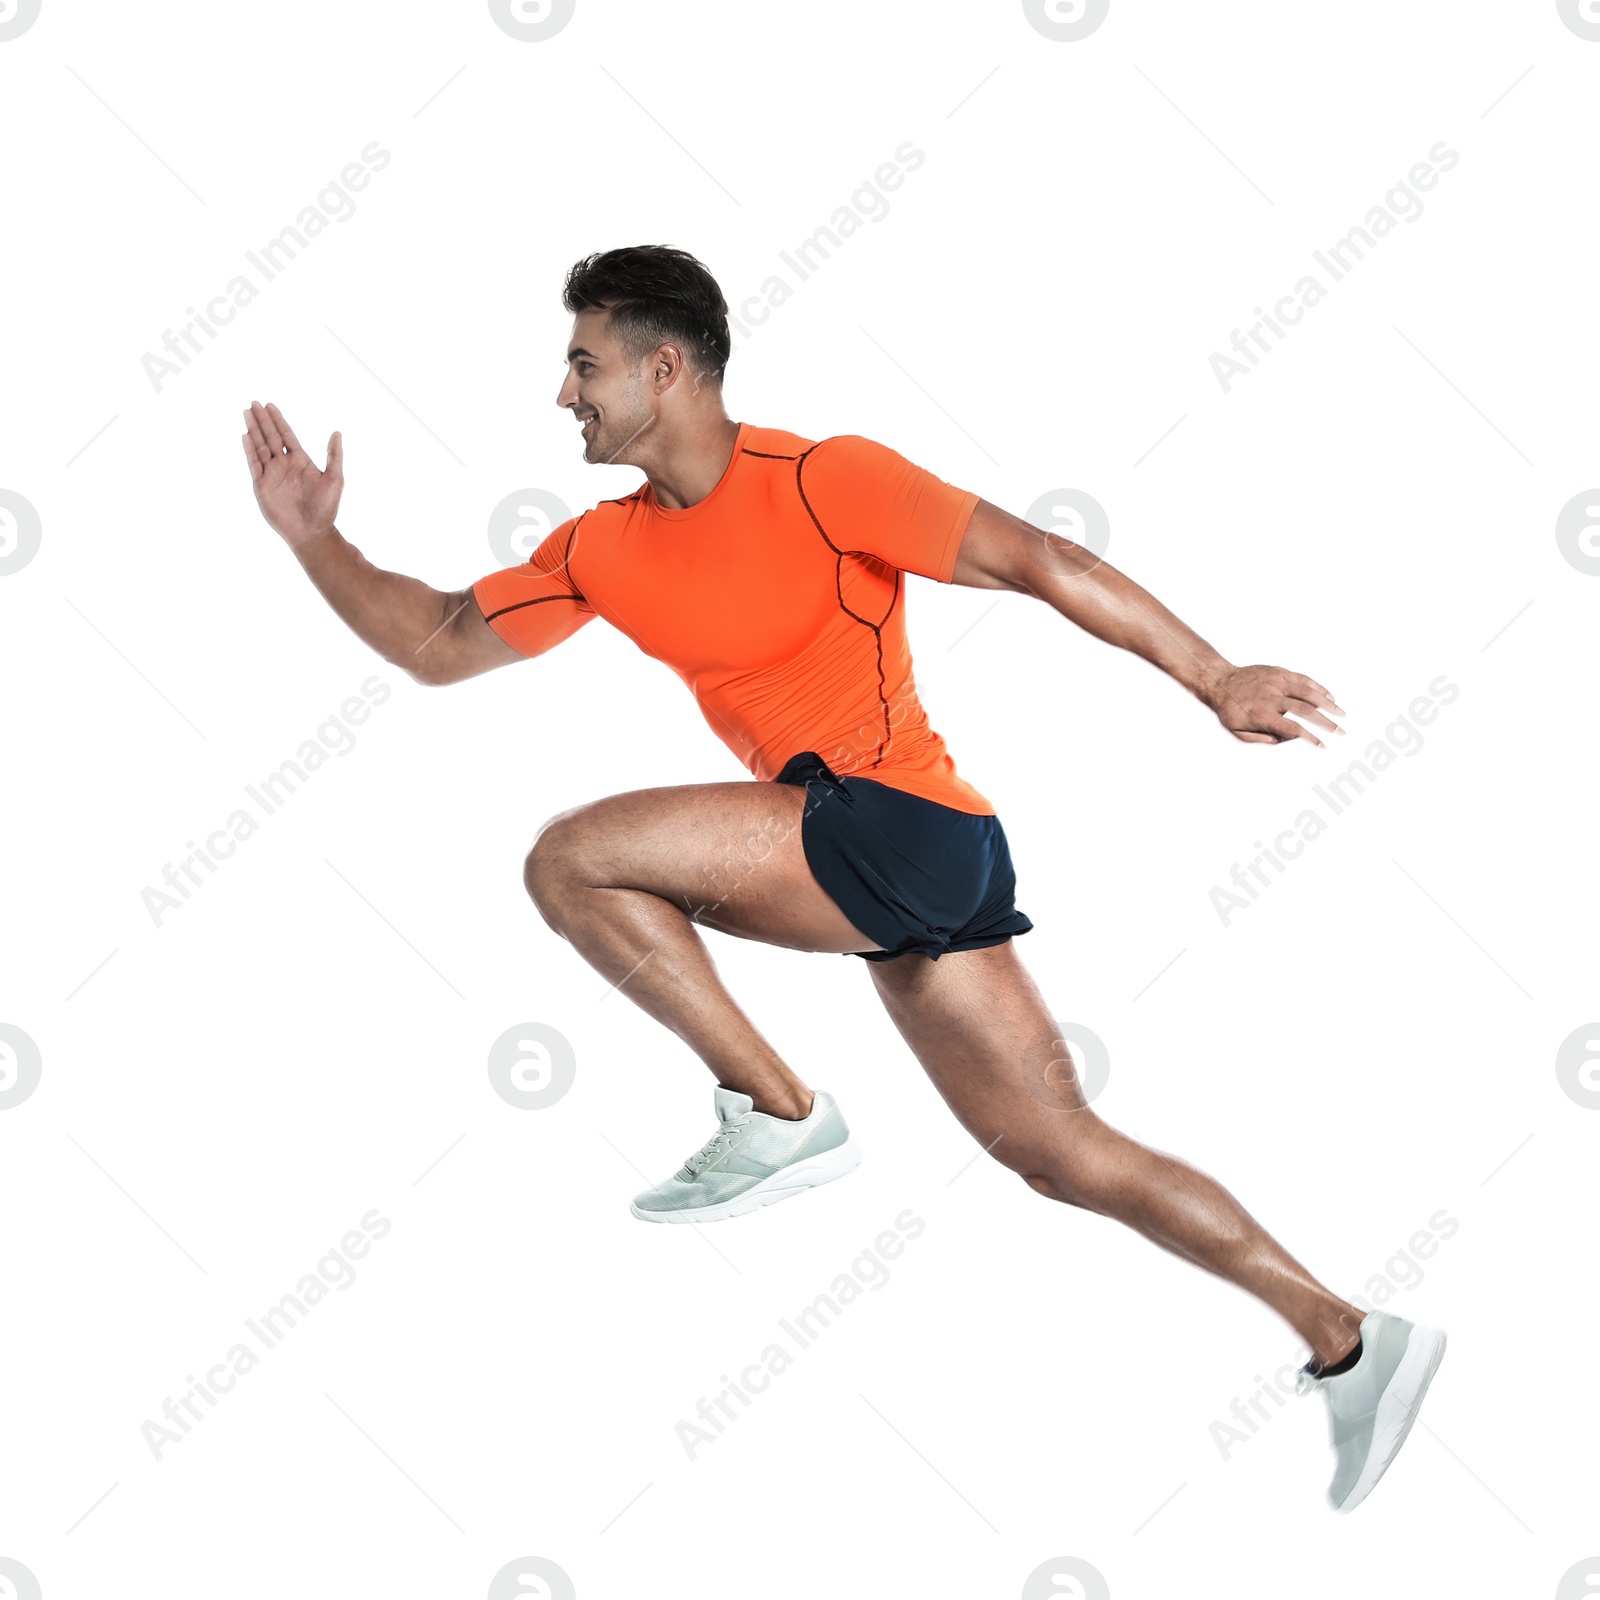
left=567, top=345, right=597, bottom=361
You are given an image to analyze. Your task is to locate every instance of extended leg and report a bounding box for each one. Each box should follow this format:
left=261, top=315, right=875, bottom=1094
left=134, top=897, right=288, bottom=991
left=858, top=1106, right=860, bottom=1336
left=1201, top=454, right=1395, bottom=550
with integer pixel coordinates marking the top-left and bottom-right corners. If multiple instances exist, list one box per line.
left=524, top=780, right=881, bottom=1118
left=869, top=940, right=1366, bottom=1364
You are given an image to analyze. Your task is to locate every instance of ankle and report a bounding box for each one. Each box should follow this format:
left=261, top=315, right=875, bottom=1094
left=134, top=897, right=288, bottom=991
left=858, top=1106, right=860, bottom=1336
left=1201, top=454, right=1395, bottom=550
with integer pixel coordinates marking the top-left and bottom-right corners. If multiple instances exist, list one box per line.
left=750, top=1088, right=814, bottom=1120
left=1308, top=1305, right=1367, bottom=1367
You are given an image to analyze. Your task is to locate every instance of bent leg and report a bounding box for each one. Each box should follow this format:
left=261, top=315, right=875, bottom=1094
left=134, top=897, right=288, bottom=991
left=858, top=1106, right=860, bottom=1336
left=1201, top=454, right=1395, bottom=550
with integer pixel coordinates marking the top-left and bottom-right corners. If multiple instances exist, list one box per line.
left=868, top=940, right=1366, bottom=1364
left=525, top=780, right=880, bottom=1117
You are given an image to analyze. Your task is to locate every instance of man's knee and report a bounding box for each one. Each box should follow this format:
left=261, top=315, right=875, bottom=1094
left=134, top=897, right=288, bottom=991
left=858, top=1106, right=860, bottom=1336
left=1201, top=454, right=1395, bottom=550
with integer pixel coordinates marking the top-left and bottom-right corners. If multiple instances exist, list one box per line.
left=1023, top=1168, right=1113, bottom=1214
left=523, top=809, right=589, bottom=922
left=1021, top=1169, right=1102, bottom=1211
left=1022, top=1171, right=1065, bottom=1202
left=1015, top=1113, right=1116, bottom=1212
left=962, top=1120, right=1083, bottom=1204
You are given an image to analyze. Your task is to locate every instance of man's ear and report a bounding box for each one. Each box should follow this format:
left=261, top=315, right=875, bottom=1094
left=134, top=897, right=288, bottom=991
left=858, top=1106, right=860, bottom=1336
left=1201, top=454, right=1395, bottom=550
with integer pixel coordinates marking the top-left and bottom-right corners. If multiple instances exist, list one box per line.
left=653, top=342, right=686, bottom=392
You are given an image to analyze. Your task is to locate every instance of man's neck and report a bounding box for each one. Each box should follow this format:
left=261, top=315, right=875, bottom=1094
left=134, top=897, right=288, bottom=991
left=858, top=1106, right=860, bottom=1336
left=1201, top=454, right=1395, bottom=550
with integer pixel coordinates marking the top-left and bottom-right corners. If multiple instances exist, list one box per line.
left=643, top=416, right=742, bottom=510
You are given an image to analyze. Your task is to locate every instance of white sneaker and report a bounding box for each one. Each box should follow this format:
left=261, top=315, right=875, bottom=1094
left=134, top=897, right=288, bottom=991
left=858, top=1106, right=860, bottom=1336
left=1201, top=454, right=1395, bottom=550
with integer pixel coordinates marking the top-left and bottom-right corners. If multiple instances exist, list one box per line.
left=1297, top=1308, right=1447, bottom=1512
left=630, top=1086, right=862, bottom=1224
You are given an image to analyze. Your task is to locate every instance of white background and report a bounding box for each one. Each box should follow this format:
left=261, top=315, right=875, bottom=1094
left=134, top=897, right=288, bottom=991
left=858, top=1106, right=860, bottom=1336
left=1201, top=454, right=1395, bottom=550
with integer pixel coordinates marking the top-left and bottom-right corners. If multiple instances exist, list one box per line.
left=2, top=1, right=1595, bottom=1596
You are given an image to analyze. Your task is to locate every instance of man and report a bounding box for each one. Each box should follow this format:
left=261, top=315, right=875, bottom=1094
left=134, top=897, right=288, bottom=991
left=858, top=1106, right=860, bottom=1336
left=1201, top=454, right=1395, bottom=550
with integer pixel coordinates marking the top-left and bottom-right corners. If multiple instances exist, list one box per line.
left=241, top=244, right=1445, bottom=1512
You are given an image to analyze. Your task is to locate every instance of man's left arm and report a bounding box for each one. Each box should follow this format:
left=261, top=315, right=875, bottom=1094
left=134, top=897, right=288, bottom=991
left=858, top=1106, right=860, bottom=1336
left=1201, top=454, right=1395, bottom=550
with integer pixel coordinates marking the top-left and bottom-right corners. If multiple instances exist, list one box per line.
left=950, top=499, right=1345, bottom=747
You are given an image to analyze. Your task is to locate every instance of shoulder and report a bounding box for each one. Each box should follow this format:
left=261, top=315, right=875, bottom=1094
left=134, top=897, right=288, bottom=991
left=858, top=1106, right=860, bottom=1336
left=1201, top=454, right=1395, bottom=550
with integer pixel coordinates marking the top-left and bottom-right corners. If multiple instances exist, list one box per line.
left=547, top=490, right=646, bottom=592
left=796, top=434, right=914, bottom=495
left=733, top=428, right=907, bottom=477
left=804, top=434, right=903, bottom=466
left=584, top=486, right=649, bottom=522
left=737, top=423, right=816, bottom=460
left=570, top=488, right=646, bottom=543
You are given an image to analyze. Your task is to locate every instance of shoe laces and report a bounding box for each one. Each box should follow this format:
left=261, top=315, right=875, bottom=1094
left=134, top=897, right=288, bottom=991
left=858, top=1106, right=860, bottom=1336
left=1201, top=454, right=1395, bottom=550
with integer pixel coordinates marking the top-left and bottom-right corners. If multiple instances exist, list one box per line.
left=682, top=1124, right=742, bottom=1177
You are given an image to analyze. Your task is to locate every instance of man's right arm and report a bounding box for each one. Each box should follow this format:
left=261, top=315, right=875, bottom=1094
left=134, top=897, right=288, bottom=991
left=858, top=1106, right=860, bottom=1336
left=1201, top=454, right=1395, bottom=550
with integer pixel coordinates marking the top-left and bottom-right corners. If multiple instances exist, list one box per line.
left=242, top=400, right=563, bottom=686
left=291, top=528, right=523, bottom=687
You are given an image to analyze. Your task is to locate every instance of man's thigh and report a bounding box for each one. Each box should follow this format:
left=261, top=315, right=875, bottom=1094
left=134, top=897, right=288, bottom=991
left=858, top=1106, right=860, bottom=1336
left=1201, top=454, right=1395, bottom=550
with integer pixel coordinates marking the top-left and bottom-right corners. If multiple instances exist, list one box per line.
left=533, top=780, right=884, bottom=955
left=867, top=941, right=1090, bottom=1155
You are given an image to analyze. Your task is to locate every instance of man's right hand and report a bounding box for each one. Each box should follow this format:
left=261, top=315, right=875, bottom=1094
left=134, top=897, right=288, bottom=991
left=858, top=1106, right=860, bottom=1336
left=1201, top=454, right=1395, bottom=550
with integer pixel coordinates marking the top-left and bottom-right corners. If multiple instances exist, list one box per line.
left=238, top=397, right=525, bottom=685
left=242, top=400, right=344, bottom=550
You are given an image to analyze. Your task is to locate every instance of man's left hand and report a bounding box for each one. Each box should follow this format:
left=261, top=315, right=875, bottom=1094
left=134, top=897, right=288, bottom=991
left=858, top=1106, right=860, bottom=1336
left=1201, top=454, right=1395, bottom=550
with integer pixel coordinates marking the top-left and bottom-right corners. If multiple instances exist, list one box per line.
left=1203, top=665, right=1345, bottom=747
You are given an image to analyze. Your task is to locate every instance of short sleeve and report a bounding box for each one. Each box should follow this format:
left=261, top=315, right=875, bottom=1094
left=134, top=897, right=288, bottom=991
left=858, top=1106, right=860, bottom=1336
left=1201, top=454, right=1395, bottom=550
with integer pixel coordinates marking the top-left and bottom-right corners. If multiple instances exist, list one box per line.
left=797, top=435, right=979, bottom=583
left=472, top=516, right=597, bottom=659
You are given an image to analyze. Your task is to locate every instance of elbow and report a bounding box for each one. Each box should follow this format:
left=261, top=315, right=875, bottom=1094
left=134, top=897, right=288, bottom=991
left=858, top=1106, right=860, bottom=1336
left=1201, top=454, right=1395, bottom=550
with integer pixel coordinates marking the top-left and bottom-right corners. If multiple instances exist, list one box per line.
left=1001, top=554, right=1049, bottom=600
left=395, top=648, right=457, bottom=688
left=403, top=589, right=481, bottom=686
left=986, top=538, right=1055, bottom=597
left=1015, top=539, right=1106, bottom=599
left=408, top=664, right=464, bottom=689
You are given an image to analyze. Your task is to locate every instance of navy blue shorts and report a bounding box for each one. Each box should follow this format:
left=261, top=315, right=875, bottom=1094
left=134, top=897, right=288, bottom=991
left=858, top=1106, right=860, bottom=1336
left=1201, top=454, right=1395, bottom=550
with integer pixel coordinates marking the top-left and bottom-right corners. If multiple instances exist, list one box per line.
left=773, top=750, right=1034, bottom=962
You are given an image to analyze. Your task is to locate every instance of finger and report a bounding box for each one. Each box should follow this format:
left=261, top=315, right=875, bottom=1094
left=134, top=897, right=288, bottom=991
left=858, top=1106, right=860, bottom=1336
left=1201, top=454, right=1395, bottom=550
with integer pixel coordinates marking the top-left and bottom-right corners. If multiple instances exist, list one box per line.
left=243, top=406, right=273, bottom=466
left=1285, top=697, right=1342, bottom=735
left=325, top=430, right=343, bottom=478
left=1291, top=673, right=1345, bottom=715
left=265, top=402, right=302, bottom=456
left=1276, top=714, right=1323, bottom=749
left=1244, top=710, right=1317, bottom=747
left=254, top=401, right=287, bottom=459
left=241, top=431, right=263, bottom=482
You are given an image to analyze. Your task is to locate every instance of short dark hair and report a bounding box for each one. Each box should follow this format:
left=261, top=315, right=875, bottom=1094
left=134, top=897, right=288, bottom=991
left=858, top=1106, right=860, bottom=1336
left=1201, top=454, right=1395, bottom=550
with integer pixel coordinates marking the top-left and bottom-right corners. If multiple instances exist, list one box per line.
left=562, top=245, right=731, bottom=388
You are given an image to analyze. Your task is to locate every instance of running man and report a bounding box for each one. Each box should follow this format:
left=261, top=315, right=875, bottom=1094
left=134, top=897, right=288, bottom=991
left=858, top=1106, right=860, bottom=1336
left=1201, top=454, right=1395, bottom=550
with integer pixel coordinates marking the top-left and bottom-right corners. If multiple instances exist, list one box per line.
left=241, top=244, right=1445, bottom=1511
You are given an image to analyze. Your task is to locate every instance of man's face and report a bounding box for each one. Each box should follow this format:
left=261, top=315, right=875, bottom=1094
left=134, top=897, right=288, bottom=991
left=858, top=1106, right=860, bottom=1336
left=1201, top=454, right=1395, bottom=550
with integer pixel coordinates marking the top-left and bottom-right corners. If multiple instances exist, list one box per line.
left=557, top=309, right=656, bottom=465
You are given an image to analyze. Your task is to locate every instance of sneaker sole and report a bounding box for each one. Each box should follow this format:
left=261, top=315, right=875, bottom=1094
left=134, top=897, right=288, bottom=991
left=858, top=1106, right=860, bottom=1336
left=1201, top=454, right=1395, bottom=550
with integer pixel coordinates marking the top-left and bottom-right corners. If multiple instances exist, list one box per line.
left=1334, top=1324, right=1448, bottom=1513
left=630, top=1138, right=864, bottom=1224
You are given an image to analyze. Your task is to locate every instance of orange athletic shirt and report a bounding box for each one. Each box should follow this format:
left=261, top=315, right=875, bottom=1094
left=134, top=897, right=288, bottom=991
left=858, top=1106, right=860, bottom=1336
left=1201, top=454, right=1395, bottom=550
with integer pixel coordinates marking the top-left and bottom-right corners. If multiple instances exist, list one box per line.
left=472, top=422, right=993, bottom=814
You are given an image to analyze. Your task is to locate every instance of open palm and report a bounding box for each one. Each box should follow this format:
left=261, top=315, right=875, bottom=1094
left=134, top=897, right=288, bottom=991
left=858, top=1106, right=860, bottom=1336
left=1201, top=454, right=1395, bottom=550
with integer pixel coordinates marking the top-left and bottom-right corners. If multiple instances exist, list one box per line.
left=242, top=400, right=344, bottom=549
